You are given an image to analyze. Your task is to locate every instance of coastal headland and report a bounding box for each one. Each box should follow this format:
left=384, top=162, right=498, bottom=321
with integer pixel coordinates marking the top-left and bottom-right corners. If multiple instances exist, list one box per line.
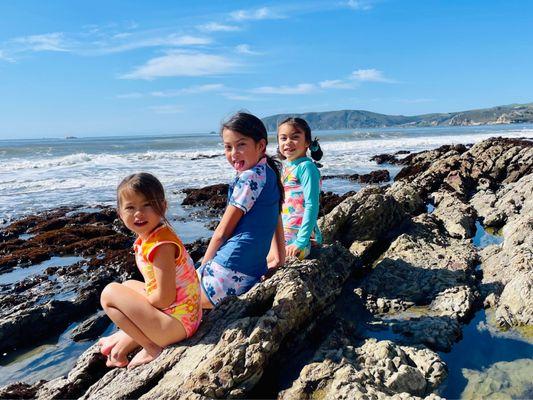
left=0, top=137, right=532, bottom=399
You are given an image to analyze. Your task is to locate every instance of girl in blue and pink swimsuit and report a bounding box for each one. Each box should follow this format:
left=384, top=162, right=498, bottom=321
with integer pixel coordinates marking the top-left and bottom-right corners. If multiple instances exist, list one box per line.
left=277, top=117, right=323, bottom=260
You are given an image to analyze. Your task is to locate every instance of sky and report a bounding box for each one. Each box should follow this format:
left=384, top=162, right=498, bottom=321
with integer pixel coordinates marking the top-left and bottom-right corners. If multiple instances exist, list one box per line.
left=0, top=0, right=532, bottom=139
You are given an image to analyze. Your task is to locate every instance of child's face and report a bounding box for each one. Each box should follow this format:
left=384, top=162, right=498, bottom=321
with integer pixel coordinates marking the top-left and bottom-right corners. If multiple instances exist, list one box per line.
left=118, top=189, right=165, bottom=239
left=222, top=128, right=266, bottom=172
left=278, top=124, right=309, bottom=161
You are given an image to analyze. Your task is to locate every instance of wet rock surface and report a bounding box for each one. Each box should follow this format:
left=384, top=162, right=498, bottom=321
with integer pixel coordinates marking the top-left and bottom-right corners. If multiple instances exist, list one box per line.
left=323, top=169, right=391, bottom=184
left=1, top=137, right=532, bottom=398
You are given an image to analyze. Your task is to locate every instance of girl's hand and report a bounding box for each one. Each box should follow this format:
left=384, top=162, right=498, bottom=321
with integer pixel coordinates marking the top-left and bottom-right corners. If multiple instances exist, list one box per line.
left=286, top=244, right=302, bottom=258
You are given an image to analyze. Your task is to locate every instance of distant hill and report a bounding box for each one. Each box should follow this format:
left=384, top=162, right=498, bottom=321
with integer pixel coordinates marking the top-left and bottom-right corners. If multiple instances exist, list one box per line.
left=261, top=102, right=533, bottom=131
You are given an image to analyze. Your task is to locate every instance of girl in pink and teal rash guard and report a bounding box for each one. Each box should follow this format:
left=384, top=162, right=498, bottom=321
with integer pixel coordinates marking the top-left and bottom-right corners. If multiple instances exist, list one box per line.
left=277, top=117, right=323, bottom=259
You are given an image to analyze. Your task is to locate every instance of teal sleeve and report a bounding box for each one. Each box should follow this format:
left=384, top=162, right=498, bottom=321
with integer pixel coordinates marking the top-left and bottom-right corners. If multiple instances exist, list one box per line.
left=294, top=161, right=321, bottom=249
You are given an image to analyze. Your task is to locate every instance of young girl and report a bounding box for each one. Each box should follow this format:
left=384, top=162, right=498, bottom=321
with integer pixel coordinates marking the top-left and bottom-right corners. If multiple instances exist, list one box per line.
left=98, top=173, right=202, bottom=368
left=197, top=112, right=285, bottom=308
left=277, top=117, right=323, bottom=260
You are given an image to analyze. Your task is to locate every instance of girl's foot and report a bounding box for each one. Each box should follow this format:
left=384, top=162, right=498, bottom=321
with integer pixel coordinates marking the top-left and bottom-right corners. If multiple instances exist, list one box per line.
left=127, top=346, right=162, bottom=369
left=98, top=330, right=125, bottom=356
left=105, top=334, right=139, bottom=368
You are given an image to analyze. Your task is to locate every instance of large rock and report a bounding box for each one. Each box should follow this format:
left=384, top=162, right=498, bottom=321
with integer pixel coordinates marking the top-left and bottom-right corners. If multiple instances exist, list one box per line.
left=318, top=186, right=407, bottom=248
left=27, top=245, right=357, bottom=399
left=476, top=174, right=533, bottom=329
left=432, top=191, right=476, bottom=239
left=361, top=214, right=478, bottom=313
left=280, top=328, right=447, bottom=399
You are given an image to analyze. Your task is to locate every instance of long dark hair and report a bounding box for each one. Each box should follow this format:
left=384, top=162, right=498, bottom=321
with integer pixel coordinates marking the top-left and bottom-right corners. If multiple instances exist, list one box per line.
left=221, top=111, right=284, bottom=212
left=117, top=172, right=170, bottom=226
left=277, top=117, right=323, bottom=161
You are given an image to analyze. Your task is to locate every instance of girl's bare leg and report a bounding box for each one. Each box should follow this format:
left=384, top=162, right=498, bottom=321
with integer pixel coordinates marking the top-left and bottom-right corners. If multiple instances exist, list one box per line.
left=100, top=282, right=187, bottom=369
left=98, top=280, right=145, bottom=357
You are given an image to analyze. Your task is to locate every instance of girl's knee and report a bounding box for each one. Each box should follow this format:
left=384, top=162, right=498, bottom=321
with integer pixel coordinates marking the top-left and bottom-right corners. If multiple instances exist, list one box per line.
left=100, top=282, right=122, bottom=307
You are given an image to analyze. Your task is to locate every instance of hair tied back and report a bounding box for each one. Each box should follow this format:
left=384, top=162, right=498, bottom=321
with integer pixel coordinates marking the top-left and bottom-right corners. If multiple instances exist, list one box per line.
left=310, top=137, right=323, bottom=161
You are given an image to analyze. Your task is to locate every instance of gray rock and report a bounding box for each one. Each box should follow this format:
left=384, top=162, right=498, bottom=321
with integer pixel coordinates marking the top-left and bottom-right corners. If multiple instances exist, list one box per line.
left=432, top=191, right=476, bottom=239
left=71, top=311, right=110, bottom=342
left=280, top=334, right=446, bottom=399
left=361, top=214, right=477, bottom=311
left=318, top=186, right=406, bottom=247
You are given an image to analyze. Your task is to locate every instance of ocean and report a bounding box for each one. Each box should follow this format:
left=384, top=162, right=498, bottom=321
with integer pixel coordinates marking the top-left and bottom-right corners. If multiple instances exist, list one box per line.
left=1, top=124, right=533, bottom=241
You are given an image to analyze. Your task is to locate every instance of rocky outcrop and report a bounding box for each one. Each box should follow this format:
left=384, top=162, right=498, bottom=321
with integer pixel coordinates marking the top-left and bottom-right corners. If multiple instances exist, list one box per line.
left=473, top=174, right=533, bottom=328
left=182, top=183, right=229, bottom=212
left=280, top=326, right=447, bottom=399
left=323, top=169, right=391, bottom=184
left=318, top=186, right=408, bottom=249
left=26, top=245, right=357, bottom=399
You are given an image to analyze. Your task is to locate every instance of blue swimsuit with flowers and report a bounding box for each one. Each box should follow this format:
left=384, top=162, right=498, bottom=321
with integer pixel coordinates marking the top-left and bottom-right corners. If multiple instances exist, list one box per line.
left=197, top=157, right=280, bottom=306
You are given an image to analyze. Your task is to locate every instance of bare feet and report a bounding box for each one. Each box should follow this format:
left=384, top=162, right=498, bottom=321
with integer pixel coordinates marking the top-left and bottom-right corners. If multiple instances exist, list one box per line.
left=127, top=346, right=162, bottom=369
left=105, top=333, right=140, bottom=368
left=98, top=330, right=125, bottom=356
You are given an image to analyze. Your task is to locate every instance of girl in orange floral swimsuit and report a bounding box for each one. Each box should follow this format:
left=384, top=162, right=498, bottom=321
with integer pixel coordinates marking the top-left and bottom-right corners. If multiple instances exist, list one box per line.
left=98, top=173, right=201, bottom=369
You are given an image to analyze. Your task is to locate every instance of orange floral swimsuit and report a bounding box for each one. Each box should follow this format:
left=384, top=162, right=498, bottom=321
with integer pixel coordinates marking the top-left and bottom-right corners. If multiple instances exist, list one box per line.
left=133, top=225, right=202, bottom=338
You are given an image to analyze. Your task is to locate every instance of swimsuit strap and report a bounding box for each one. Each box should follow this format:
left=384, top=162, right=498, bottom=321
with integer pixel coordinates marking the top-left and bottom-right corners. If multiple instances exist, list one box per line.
left=282, top=165, right=298, bottom=183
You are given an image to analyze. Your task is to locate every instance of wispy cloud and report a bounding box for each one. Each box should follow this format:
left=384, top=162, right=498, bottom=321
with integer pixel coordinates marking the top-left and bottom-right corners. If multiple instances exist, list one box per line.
left=235, top=44, right=261, bottom=55
left=149, top=104, right=184, bottom=114
left=0, top=50, right=15, bottom=63
left=116, top=92, right=144, bottom=99
left=251, top=83, right=317, bottom=95
left=121, top=50, right=240, bottom=79
left=351, top=68, right=395, bottom=83
left=0, top=24, right=211, bottom=61
left=84, top=34, right=211, bottom=55
left=13, top=32, right=70, bottom=52
left=230, top=7, right=285, bottom=21
left=319, top=79, right=357, bottom=89
left=198, top=22, right=240, bottom=32
left=151, top=84, right=225, bottom=97
left=346, top=0, right=374, bottom=10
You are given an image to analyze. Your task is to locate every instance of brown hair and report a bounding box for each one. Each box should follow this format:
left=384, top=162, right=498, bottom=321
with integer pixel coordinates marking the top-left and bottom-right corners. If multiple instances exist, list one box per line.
left=221, top=111, right=284, bottom=212
left=117, top=172, right=170, bottom=225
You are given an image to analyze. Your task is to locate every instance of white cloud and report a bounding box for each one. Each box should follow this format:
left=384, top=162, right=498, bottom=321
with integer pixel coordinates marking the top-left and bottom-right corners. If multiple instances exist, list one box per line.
left=235, top=44, right=261, bottom=55
left=93, top=34, right=211, bottom=55
left=319, top=79, right=357, bottom=89
left=198, top=22, right=240, bottom=32
left=116, top=92, right=144, bottom=99
left=252, top=83, right=317, bottom=95
left=0, top=50, right=15, bottom=63
left=121, top=50, right=240, bottom=79
left=230, top=7, right=284, bottom=21
left=351, top=68, right=394, bottom=82
left=151, top=84, right=225, bottom=97
left=346, top=0, right=374, bottom=10
left=149, top=104, right=184, bottom=114
left=13, top=32, right=70, bottom=52
left=222, top=93, right=260, bottom=101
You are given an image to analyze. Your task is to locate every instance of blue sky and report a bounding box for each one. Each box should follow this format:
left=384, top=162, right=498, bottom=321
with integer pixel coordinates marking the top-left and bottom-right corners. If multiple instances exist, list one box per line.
left=0, top=0, right=532, bottom=138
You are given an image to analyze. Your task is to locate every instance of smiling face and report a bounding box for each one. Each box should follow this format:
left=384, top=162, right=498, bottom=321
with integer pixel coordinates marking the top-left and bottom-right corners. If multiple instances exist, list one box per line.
left=222, top=128, right=266, bottom=172
left=118, top=189, right=165, bottom=239
left=278, top=123, right=310, bottom=161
